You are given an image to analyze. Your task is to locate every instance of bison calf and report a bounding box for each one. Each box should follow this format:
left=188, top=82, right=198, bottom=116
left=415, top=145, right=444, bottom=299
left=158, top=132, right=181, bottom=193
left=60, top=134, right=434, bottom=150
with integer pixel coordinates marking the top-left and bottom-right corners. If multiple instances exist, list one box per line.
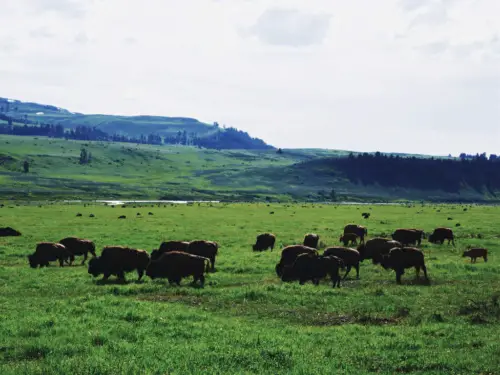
left=343, top=224, right=367, bottom=243
left=253, top=233, right=276, bottom=252
left=88, top=246, right=150, bottom=281
left=59, top=237, right=96, bottom=265
left=323, top=247, right=360, bottom=279
left=462, top=248, right=487, bottom=263
left=146, top=251, right=210, bottom=286
left=339, top=233, right=358, bottom=247
left=28, top=242, right=73, bottom=268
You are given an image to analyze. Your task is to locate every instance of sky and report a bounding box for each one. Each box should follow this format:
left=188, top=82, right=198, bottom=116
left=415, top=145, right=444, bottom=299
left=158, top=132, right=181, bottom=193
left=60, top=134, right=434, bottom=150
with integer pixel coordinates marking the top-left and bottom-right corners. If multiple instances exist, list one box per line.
left=0, top=0, right=499, bottom=155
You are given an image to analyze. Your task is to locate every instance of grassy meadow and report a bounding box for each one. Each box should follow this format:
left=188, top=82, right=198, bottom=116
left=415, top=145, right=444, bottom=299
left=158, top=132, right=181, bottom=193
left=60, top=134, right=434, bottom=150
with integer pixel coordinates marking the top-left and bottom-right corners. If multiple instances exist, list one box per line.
left=1, top=202, right=500, bottom=374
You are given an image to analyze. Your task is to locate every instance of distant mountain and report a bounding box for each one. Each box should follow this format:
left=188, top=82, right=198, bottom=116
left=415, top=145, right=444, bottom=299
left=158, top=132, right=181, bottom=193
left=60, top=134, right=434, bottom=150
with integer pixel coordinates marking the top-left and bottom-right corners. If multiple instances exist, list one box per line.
left=0, top=97, right=273, bottom=150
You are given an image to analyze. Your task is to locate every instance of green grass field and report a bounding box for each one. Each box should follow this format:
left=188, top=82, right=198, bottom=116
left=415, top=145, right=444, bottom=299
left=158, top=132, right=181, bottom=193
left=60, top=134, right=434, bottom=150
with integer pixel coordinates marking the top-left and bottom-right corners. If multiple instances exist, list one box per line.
left=0, top=135, right=487, bottom=202
left=1, top=203, right=499, bottom=374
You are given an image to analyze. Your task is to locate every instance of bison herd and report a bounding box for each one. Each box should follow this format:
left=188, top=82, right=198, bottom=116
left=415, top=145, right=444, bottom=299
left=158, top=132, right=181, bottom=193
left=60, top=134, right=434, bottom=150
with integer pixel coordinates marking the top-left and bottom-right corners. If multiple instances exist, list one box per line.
left=25, top=223, right=488, bottom=288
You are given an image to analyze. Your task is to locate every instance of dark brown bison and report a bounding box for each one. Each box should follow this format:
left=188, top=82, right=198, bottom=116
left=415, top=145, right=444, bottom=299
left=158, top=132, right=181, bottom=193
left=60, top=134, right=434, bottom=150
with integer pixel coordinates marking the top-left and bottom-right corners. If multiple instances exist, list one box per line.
left=281, top=253, right=344, bottom=288
left=303, top=233, right=320, bottom=249
left=28, top=242, right=74, bottom=268
left=88, top=246, right=150, bottom=281
left=391, top=229, right=425, bottom=246
left=186, top=240, right=218, bottom=272
left=428, top=227, right=455, bottom=245
left=151, top=241, right=190, bottom=260
left=358, top=238, right=402, bottom=263
left=146, top=251, right=210, bottom=286
left=339, top=233, right=358, bottom=246
left=275, top=245, right=318, bottom=277
left=59, top=237, right=96, bottom=265
left=253, top=233, right=276, bottom=251
left=343, top=224, right=367, bottom=243
left=379, top=247, right=429, bottom=284
left=0, top=227, right=21, bottom=237
left=323, top=247, right=360, bottom=279
left=462, top=248, right=487, bottom=263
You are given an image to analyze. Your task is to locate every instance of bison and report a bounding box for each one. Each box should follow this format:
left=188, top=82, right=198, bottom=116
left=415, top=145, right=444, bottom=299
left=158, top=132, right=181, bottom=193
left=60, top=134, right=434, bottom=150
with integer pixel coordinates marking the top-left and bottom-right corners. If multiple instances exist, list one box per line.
left=391, top=229, right=425, bottom=246
left=146, top=251, right=210, bottom=286
left=59, top=237, right=96, bottom=265
left=339, top=233, right=358, bottom=247
left=252, top=233, right=276, bottom=252
left=275, top=245, right=318, bottom=277
left=88, top=246, right=150, bottom=281
left=428, top=227, right=455, bottom=245
left=358, top=238, right=402, bottom=264
left=303, top=233, right=320, bottom=249
left=28, top=242, right=74, bottom=268
left=379, top=247, right=429, bottom=284
left=462, top=248, right=487, bottom=263
left=151, top=241, right=190, bottom=260
left=343, top=224, right=367, bottom=243
left=0, top=227, right=21, bottom=237
left=281, top=253, right=344, bottom=288
left=186, top=240, right=218, bottom=272
left=323, top=247, right=360, bottom=279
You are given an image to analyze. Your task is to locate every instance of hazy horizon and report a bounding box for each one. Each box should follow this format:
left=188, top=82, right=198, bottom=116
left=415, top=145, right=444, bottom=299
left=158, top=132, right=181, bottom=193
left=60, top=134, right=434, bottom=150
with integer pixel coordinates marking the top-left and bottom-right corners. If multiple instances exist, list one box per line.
left=1, top=0, right=498, bottom=155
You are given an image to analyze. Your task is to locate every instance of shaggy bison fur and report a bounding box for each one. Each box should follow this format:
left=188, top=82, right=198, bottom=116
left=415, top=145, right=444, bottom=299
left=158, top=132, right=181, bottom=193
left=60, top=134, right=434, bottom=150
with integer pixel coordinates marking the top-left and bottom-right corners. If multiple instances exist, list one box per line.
left=253, top=233, right=276, bottom=252
left=281, top=253, right=344, bottom=288
left=88, top=246, right=150, bottom=281
left=358, top=238, right=402, bottom=264
left=187, top=240, right=218, bottom=272
left=323, top=247, right=361, bottom=279
left=28, top=242, right=74, bottom=268
left=391, top=229, right=425, bottom=246
left=146, top=251, right=210, bottom=286
left=303, top=233, right=320, bottom=249
left=343, top=224, right=367, bottom=243
left=275, top=245, right=318, bottom=277
left=59, top=237, right=96, bottom=265
left=379, top=247, right=429, bottom=284
left=151, top=241, right=190, bottom=260
left=429, top=227, right=455, bottom=245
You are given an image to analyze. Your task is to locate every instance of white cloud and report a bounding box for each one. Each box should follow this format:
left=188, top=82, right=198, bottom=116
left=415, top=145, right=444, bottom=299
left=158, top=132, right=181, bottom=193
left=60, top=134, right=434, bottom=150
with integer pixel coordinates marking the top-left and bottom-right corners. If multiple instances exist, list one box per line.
left=0, top=0, right=498, bottom=155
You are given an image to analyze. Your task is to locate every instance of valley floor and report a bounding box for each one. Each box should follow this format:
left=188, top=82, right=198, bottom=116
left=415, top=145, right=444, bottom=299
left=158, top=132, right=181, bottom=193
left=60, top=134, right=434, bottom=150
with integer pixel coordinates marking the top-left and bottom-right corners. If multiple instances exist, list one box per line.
left=1, top=203, right=499, bottom=374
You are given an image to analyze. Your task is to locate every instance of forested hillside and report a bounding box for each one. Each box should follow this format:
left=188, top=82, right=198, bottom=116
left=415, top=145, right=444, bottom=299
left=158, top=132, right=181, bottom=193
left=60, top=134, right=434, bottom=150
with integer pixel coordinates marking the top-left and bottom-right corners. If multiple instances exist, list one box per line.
left=0, top=97, right=272, bottom=150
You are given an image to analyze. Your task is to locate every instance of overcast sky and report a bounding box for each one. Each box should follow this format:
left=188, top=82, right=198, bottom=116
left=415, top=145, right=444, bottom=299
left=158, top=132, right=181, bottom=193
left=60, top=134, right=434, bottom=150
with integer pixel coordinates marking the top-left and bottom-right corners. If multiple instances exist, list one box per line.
left=1, top=0, right=499, bottom=155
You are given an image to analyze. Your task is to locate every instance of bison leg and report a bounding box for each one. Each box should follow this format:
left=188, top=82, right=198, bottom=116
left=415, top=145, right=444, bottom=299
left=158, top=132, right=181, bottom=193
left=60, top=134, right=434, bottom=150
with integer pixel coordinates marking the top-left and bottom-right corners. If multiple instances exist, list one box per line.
left=354, top=263, right=360, bottom=279
left=343, top=265, right=352, bottom=280
left=299, top=279, right=306, bottom=285
left=211, top=257, right=216, bottom=272
left=422, top=264, right=428, bottom=280
left=484, top=255, right=488, bottom=262
left=137, top=269, right=144, bottom=281
left=81, top=253, right=87, bottom=265
left=199, top=274, right=205, bottom=287
left=313, top=278, right=320, bottom=286
left=395, top=269, right=403, bottom=284
left=58, top=258, right=64, bottom=267
left=102, top=272, right=111, bottom=281
left=472, top=258, right=476, bottom=263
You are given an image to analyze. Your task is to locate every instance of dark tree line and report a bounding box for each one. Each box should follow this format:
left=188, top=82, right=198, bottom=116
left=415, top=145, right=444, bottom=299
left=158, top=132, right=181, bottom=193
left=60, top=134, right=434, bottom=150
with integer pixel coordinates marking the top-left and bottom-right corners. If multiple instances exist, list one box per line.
left=0, top=114, right=271, bottom=150
left=322, top=152, right=500, bottom=194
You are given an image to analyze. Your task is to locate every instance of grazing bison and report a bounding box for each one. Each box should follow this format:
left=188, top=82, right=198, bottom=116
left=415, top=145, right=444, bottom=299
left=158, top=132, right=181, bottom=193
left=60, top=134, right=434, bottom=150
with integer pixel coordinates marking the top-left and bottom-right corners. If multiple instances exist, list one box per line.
left=88, top=246, right=150, bottom=281
left=59, top=237, right=96, bottom=265
left=339, top=233, right=358, bottom=247
left=152, top=241, right=190, bottom=260
left=462, top=248, right=488, bottom=263
left=303, top=233, right=320, bottom=249
left=0, top=227, right=21, bottom=237
left=379, top=247, right=429, bottom=284
left=146, top=251, right=210, bottom=286
left=391, top=229, right=425, bottom=246
left=358, top=238, right=402, bottom=263
left=275, top=245, right=318, bottom=277
left=253, top=233, right=276, bottom=252
left=343, top=224, right=367, bottom=243
left=281, top=253, right=344, bottom=288
left=187, top=240, right=219, bottom=272
left=28, top=242, right=73, bottom=268
left=429, top=227, right=455, bottom=245
left=118, top=215, right=126, bottom=219
left=323, top=247, right=360, bottom=279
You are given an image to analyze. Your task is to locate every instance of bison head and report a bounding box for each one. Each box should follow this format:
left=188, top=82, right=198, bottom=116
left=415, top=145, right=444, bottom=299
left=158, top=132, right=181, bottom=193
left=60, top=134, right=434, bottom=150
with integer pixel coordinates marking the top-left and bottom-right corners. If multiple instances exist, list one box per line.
left=462, top=251, right=468, bottom=257
left=428, top=233, right=436, bottom=243
left=145, top=261, right=161, bottom=280
left=88, top=257, right=103, bottom=277
left=28, top=254, right=38, bottom=268
left=379, top=255, right=393, bottom=270
left=252, top=244, right=259, bottom=251
left=150, top=249, right=161, bottom=261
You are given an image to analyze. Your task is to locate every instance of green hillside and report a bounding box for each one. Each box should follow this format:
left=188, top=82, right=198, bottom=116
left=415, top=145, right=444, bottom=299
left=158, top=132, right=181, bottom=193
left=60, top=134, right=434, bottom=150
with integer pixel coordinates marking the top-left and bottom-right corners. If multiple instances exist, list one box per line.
left=0, top=135, right=494, bottom=202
